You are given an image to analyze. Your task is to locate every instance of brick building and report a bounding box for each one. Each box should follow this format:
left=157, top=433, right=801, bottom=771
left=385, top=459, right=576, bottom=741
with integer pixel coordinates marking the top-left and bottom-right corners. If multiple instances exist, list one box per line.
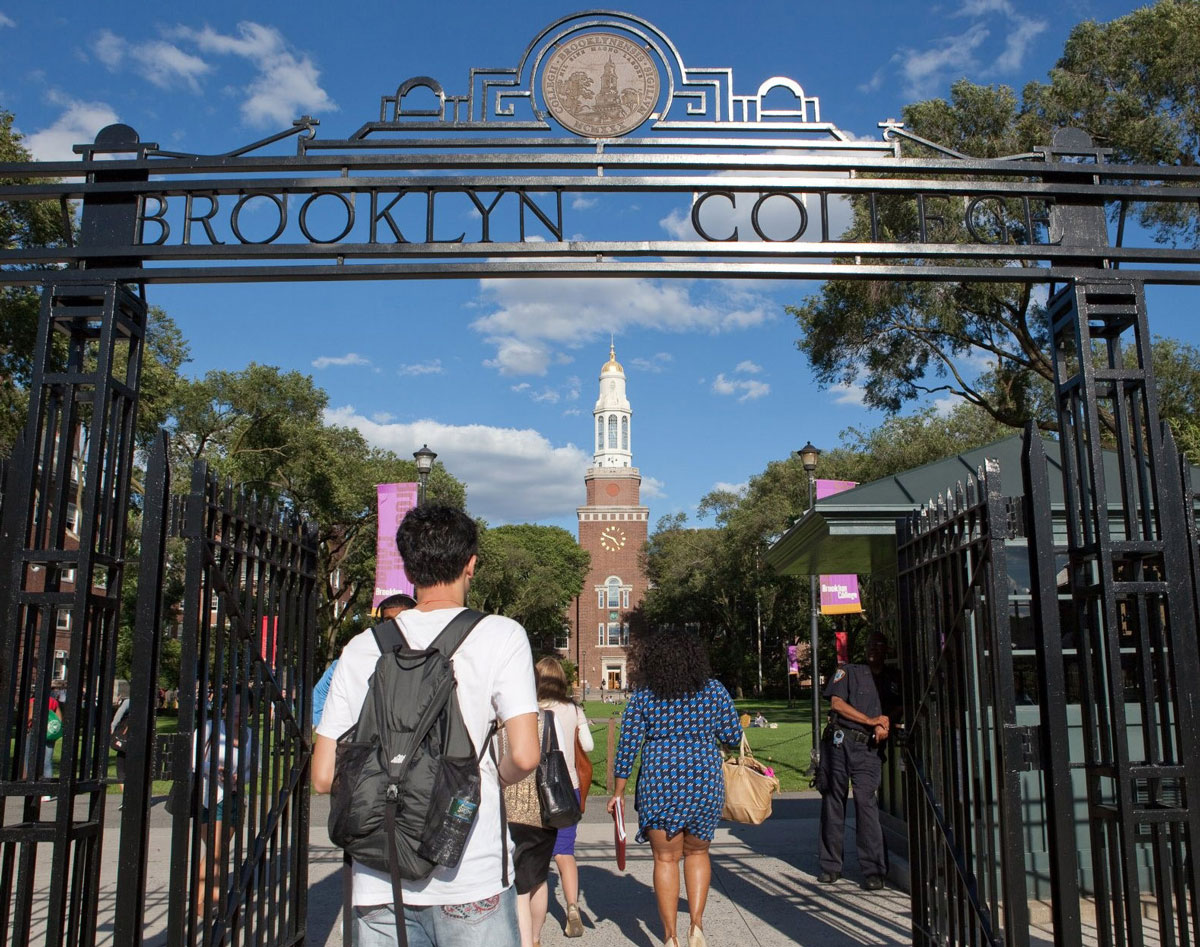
left=567, top=344, right=649, bottom=697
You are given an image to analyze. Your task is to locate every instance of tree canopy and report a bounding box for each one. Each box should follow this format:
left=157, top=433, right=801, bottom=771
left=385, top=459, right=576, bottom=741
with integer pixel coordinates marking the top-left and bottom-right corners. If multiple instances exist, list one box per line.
left=470, top=523, right=590, bottom=656
left=788, top=0, right=1200, bottom=441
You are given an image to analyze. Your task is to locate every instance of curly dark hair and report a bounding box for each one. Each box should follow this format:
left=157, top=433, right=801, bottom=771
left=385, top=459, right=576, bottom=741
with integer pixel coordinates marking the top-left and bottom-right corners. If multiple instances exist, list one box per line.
left=627, top=625, right=712, bottom=700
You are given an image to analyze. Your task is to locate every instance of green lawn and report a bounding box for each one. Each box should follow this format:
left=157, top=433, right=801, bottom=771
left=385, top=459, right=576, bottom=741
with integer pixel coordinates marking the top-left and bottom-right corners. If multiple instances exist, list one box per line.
left=581, top=696, right=824, bottom=794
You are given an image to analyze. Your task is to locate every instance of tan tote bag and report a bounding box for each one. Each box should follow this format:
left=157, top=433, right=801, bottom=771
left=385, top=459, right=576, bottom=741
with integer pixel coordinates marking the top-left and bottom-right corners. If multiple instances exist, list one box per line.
left=721, top=734, right=780, bottom=825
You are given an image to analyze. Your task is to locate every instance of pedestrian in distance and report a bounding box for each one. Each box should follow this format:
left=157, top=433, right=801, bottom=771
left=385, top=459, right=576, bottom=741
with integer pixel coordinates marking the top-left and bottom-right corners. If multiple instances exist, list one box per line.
left=311, top=592, right=415, bottom=730
left=312, top=503, right=541, bottom=947
left=536, top=656, right=594, bottom=939
left=816, top=629, right=902, bottom=891
left=502, top=710, right=557, bottom=947
left=606, top=626, right=742, bottom=947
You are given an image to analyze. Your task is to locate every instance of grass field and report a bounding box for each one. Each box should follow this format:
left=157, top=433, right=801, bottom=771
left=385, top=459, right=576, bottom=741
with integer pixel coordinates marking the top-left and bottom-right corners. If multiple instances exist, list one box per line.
left=582, top=697, right=824, bottom=794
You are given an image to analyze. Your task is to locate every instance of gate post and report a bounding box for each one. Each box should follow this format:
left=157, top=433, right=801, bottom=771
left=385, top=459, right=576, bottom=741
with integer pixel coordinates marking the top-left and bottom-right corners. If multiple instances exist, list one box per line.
left=0, top=123, right=150, bottom=946
left=1045, top=130, right=1200, bottom=941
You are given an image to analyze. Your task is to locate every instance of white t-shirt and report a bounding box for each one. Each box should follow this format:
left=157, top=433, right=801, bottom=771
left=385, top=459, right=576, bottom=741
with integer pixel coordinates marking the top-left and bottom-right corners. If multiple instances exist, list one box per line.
left=316, top=608, right=537, bottom=907
left=538, top=699, right=594, bottom=790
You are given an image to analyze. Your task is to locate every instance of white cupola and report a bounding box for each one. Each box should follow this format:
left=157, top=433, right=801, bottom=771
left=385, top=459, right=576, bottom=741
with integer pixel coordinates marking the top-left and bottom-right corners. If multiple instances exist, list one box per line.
left=593, top=341, right=633, bottom=468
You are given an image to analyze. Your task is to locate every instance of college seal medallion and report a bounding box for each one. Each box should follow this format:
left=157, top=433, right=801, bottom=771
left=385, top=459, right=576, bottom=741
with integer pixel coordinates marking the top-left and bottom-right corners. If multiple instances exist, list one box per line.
left=542, top=33, right=659, bottom=138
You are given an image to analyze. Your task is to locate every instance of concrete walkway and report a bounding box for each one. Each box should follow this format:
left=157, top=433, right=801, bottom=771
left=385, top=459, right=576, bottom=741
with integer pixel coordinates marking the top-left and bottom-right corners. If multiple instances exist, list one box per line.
left=35, top=790, right=911, bottom=945
left=306, top=792, right=912, bottom=947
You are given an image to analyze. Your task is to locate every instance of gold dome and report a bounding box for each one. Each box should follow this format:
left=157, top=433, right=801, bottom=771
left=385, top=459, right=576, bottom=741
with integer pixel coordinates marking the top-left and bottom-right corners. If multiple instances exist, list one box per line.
left=601, top=341, right=623, bottom=374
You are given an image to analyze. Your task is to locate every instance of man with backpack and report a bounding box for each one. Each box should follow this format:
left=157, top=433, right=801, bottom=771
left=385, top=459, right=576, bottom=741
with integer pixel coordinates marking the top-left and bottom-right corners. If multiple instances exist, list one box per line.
left=312, top=504, right=540, bottom=947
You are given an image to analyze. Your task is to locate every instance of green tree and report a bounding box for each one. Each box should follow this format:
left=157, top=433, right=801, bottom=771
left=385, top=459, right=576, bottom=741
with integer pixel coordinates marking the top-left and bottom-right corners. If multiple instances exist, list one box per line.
left=167, top=363, right=467, bottom=657
left=1, top=109, right=73, bottom=454
left=789, top=1, right=1200, bottom=435
left=470, top=523, right=590, bottom=655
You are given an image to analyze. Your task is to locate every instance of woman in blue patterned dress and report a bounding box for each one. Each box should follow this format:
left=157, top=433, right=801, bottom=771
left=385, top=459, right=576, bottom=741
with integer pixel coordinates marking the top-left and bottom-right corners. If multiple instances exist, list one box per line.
left=606, top=627, right=743, bottom=947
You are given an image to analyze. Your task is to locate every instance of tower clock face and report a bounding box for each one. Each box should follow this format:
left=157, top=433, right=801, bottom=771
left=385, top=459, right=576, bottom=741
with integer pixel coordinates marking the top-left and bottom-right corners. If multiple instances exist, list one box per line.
left=599, top=526, right=627, bottom=552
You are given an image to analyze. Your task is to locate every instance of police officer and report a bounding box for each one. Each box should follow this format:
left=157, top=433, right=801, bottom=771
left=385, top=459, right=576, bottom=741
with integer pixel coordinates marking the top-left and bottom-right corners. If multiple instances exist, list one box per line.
left=817, top=630, right=902, bottom=890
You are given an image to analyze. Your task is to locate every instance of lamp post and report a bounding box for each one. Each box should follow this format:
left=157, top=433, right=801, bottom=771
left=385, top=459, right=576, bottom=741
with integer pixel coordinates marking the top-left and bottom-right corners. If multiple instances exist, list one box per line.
left=413, top=444, right=437, bottom=505
left=796, top=441, right=821, bottom=770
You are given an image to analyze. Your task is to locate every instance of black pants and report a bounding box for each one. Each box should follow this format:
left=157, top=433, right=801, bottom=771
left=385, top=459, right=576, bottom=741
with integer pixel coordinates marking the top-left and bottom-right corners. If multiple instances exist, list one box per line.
left=818, top=735, right=886, bottom=877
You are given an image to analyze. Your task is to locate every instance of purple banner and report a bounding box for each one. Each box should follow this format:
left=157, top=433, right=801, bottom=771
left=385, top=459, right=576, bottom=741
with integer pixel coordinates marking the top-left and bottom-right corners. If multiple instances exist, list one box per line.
left=815, top=479, right=863, bottom=615
left=374, top=483, right=418, bottom=609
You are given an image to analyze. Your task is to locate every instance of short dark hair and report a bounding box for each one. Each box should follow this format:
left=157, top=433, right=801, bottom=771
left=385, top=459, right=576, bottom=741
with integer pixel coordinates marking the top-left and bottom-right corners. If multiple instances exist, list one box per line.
left=628, top=625, right=712, bottom=700
left=396, top=504, right=478, bottom=588
left=378, top=592, right=416, bottom=614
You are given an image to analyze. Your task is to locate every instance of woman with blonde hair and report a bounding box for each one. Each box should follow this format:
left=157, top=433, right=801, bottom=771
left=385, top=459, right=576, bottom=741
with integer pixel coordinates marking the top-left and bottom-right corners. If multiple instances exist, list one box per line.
left=536, top=656, right=594, bottom=938
left=606, top=628, right=741, bottom=947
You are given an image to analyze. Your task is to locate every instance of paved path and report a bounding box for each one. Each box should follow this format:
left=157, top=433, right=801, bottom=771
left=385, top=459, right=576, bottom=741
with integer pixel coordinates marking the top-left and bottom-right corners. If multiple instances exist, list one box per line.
left=306, top=792, right=913, bottom=947
left=27, top=790, right=912, bottom=945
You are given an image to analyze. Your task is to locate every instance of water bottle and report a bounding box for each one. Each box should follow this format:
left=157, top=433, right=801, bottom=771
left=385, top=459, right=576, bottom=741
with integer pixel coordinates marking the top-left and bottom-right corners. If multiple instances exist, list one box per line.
left=420, top=781, right=480, bottom=866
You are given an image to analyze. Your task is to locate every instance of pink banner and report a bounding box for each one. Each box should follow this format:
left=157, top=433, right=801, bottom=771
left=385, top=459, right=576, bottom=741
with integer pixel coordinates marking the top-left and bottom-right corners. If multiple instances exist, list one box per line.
left=815, top=479, right=863, bottom=616
left=374, top=483, right=419, bottom=609
left=786, top=644, right=799, bottom=676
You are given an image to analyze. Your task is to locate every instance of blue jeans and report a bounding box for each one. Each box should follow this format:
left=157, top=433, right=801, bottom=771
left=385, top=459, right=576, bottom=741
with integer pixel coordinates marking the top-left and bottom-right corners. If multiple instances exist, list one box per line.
left=354, top=886, right=519, bottom=947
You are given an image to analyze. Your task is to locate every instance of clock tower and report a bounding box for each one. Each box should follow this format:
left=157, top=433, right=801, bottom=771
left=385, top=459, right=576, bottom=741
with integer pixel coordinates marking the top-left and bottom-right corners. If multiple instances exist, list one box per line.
left=570, top=343, right=650, bottom=697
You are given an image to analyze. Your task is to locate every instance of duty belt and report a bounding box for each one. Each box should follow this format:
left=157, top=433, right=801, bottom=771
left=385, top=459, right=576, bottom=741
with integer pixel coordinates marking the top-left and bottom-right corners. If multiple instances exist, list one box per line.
left=824, top=725, right=873, bottom=746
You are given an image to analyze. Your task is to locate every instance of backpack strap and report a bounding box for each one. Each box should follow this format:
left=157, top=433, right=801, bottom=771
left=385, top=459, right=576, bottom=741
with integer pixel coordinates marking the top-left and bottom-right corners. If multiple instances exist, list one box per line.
left=371, top=618, right=403, bottom=655
left=488, top=725, right=510, bottom=888
left=426, top=608, right=487, bottom=657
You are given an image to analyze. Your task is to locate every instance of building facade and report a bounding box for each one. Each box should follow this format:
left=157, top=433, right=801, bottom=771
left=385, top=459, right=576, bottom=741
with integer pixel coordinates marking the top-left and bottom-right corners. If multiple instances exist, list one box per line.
left=569, top=345, right=649, bottom=697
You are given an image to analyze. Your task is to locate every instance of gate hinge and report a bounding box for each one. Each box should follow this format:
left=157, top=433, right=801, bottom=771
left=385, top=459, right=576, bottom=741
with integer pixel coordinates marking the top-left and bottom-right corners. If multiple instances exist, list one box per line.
left=1007, top=723, right=1041, bottom=771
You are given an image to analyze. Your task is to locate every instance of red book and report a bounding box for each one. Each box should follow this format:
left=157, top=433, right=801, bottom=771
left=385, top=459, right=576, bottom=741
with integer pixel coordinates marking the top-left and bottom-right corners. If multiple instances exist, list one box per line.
left=612, top=797, right=627, bottom=870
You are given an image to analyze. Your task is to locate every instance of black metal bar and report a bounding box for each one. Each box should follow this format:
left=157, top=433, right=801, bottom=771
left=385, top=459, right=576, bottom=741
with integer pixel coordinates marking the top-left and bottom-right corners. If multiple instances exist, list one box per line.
left=1021, top=429, right=1083, bottom=944
left=113, top=430, right=170, bottom=946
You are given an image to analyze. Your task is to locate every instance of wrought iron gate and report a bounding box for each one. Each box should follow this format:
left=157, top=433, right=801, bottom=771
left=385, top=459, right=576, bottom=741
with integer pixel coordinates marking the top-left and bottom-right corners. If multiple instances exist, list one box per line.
left=899, top=420, right=1200, bottom=947
left=154, top=456, right=319, bottom=947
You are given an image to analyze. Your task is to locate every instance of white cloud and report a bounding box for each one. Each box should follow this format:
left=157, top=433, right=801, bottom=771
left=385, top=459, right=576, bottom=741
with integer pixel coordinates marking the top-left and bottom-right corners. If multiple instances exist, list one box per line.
left=171, top=22, right=335, bottom=126
left=371, top=411, right=396, bottom=423
left=397, top=359, right=444, bottom=376
left=312, top=352, right=371, bottom=369
left=25, top=99, right=120, bottom=162
left=0, top=12, right=15, bottom=28
left=474, top=278, right=774, bottom=376
left=93, top=30, right=210, bottom=91
left=735, top=360, right=763, bottom=374
left=896, top=24, right=990, bottom=98
left=992, top=15, right=1047, bottom=74
left=712, top=481, right=748, bottom=496
left=830, top=382, right=868, bottom=406
left=641, top=476, right=667, bottom=499
left=712, top=373, right=770, bottom=402
left=571, top=196, right=597, bottom=210
left=324, top=406, right=590, bottom=524
left=631, top=353, right=674, bottom=373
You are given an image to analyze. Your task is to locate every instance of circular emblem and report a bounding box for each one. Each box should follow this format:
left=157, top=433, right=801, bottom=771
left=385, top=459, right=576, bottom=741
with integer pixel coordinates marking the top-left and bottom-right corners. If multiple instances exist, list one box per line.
left=542, top=33, right=659, bottom=138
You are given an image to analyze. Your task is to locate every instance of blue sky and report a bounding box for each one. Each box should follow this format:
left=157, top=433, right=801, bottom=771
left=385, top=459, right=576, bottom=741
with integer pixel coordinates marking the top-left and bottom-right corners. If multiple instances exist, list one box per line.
left=4, top=0, right=1194, bottom=533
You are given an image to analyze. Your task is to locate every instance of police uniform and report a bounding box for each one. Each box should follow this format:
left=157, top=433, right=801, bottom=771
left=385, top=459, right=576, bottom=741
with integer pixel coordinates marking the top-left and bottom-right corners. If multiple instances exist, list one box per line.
left=818, top=662, right=901, bottom=881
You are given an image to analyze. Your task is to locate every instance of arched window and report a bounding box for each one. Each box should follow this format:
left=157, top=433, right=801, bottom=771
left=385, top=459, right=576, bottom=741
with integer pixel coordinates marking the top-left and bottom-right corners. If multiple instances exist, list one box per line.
left=621, top=416, right=629, bottom=450
left=608, top=415, right=617, bottom=449
left=607, top=577, right=621, bottom=608
left=597, top=417, right=604, bottom=451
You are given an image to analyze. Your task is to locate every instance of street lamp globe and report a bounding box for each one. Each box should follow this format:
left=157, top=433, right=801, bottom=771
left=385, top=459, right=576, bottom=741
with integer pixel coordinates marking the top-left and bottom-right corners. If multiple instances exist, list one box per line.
left=413, top=444, right=437, bottom=503
left=796, top=441, right=820, bottom=473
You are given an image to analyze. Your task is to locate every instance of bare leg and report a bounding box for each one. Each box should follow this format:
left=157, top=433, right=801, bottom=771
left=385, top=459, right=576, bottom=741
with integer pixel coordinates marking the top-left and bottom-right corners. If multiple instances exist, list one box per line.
left=682, top=833, right=712, bottom=933
left=555, top=853, right=580, bottom=908
left=648, top=829, right=684, bottom=944
left=530, top=880, right=549, bottom=944
left=517, top=890, right=533, bottom=947
left=195, top=820, right=226, bottom=918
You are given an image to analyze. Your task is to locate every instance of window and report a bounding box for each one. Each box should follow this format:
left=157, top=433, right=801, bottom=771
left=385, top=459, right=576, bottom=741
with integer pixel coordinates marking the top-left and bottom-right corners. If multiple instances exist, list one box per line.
left=61, top=566, right=76, bottom=585
left=607, top=622, right=623, bottom=645
left=607, top=577, right=621, bottom=608
left=66, top=502, right=80, bottom=535
left=53, top=650, right=68, bottom=681
left=608, top=415, right=617, bottom=449
left=597, top=417, right=604, bottom=451
left=597, top=589, right=605, bottom=609
left=622, top=588, right=630, bottom=608
left=554, top=628, right=570, bottom=651
left=56, top=608, right=71, bottom=632
left=621, top=416, right=628, bottom=450
left=597, top=623, right=606, bottom=646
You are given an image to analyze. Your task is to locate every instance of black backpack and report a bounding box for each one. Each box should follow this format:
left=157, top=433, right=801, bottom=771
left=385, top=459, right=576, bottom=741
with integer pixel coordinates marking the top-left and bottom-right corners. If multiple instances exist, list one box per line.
left=328, top=609, right=508, bottom=946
